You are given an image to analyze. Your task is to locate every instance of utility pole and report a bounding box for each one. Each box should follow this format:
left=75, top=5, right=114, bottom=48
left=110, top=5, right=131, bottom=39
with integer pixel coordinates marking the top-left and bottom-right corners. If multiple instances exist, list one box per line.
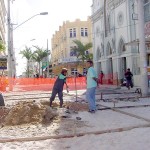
left=47, top=39, right=49, bottom=77
left=7, top=0, right=13, bottom=90
left=137, top=0, right=148, bottom=96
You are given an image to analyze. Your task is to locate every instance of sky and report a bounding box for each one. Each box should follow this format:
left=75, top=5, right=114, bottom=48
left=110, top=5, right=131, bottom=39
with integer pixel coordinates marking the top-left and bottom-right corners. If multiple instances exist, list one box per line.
left=9, top=0, right=92, bottom=75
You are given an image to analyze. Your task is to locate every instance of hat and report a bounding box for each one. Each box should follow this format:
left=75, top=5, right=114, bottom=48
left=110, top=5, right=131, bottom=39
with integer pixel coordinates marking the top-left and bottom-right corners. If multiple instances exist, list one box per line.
left=62, top=68, right=68, bottom=72
left=61, top=68, right=68, bottom=74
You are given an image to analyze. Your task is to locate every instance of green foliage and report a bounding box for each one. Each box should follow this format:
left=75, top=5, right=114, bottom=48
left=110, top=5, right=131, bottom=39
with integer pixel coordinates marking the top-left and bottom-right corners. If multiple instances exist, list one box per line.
left=72, top=40, right=93, bottom=62
left=32, top=46, right=50, bottom=63
left=0, top=41, right=6, bottom=52
left=32, top=45, right=50, bottom=75
left=19, top=46, right=33, bottom=60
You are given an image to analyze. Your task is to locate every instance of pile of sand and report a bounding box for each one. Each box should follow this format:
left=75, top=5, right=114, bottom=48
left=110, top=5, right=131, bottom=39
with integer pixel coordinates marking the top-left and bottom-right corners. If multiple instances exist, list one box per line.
left=40, top=101, right=88, bottom=112
left=3, top=101, right=58, bottom=126
left=0, top=107, right=9, bottom=124
left=1, top=100, right=88, bottom=127
left=65, top=102, right=88, bottom=111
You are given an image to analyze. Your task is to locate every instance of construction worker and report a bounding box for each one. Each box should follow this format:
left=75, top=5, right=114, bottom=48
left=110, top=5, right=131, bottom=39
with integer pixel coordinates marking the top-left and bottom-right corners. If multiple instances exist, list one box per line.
left=50, top=68, right=68, bottom=108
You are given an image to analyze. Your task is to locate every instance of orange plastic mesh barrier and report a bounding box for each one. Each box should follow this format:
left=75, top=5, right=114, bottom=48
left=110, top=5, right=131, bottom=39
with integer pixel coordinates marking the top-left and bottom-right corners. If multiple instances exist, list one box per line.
left=0, top=73, right=120, bottom=93
left=0, top=77, right=87, bottom=92
left=98, top=72, right=119, bottom=85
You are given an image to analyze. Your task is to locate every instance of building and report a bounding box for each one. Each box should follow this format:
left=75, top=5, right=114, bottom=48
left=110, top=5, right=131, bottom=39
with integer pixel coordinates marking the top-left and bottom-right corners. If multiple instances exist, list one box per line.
left=0, top=0, right=6, bottom=42
left=51, top=18, right=92, bottom=76
left=0, top=0, right=7, bottom=75
left=91, top=0, right=150, bottom=86
left=144, top=0, right=150, bottom=68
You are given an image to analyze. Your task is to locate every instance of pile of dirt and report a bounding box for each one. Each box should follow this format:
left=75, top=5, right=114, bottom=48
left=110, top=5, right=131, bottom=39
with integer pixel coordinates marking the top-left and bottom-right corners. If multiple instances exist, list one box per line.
left=1, top=100, right=88, bottom=127
left=3, top=101, right=58, bottom=126
left=65, top=102, right=88, bottom=111
left=41, top=101, right=88, bottom=111
left=0, top=107, right=10, bottom=124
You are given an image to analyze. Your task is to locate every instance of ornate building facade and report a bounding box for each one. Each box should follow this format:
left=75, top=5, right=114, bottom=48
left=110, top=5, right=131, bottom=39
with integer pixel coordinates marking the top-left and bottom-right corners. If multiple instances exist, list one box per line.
left=91, top=0, right=150, bottom=86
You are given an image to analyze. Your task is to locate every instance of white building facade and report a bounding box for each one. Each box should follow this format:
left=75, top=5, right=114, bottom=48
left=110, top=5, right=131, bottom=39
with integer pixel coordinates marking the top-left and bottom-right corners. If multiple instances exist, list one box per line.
left=91, top=0, right=149, bottom=86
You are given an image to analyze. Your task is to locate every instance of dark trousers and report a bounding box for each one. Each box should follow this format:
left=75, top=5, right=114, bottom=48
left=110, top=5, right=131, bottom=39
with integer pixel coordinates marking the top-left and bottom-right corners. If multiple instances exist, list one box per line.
left=50, top=88, right=63, bottom=107
left=126, top=80, right=133, bottom=88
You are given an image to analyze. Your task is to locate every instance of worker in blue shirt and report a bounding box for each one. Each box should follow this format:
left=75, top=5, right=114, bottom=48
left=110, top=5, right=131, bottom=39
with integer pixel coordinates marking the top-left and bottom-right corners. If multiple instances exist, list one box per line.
left=50, top=68, right=68, bottom=108
left=86, top=60, right=98, bottom=113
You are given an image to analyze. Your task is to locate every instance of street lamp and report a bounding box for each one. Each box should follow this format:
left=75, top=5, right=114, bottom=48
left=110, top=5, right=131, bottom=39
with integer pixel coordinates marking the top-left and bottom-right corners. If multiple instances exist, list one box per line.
left=13, top=12, right=48, bottom=30
left=7, top=0, right=48, bottom=90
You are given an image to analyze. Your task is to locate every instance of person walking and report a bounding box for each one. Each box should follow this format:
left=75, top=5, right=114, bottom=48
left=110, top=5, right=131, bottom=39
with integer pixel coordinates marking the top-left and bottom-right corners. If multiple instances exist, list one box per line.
left=124, top=68, right=133, bottom=90
left=50, top=68, right=68, bottom=108
left=86, top=60, right=98, bottom=113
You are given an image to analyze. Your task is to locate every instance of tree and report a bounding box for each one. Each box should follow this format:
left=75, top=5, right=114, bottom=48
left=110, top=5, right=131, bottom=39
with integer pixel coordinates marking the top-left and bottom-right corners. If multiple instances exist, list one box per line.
left=85, top=53, right=93, bottom=61
left=20, top=46, right=33, bottom=77
left=72, top=40, right=92, bottom=62
left=71, top=40, right=93, bottom=74
left=0, top=40, right=5, bottom=53
left=32, top=46, right=50, bottom=76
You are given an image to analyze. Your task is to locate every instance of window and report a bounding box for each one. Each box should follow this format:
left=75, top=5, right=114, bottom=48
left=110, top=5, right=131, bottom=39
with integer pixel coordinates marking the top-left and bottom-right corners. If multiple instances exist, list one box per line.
left=144, top=0, right=150, bottom=22
left=73, top=28, right=76, bottom=37
left=85, top=50, right=89, bottom=55
left=81, top=28, right=88, bottom=37
left=85, top=28, right=88, bottom=36
left=70, top=29, right=73, bottom=38
left=106, top=42, right=112, bottom=55
left=119, top=39, right=126, bottom=53
left=70, top=46, right=77, bottom=56
left=81, top=28, right=84, bottom=36
left=70, top=28, right=76, bottom=38
left=71, top=68, right=77, bottom=75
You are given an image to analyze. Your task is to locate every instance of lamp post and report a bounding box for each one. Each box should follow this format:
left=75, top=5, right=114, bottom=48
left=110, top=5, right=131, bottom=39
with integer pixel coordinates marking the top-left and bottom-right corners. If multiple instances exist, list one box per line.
left=7, top=0, right=48, bottom=90
left=13, top=12, right=48, bottom=30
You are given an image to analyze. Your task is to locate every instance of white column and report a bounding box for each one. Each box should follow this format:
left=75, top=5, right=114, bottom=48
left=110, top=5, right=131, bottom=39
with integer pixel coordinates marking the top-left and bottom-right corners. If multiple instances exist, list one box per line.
left=137, top=0, right=148, bottom=96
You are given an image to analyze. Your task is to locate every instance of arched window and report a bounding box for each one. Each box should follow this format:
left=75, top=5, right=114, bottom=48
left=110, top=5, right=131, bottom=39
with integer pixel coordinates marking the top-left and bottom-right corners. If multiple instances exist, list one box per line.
left=106, top=42, right=112, bottom=56
left=119, top=38, right=126, bottom=53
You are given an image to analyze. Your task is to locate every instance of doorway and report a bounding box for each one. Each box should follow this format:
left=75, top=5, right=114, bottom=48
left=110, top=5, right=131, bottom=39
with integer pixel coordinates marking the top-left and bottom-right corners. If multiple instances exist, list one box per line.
left=121, top=57, right=127, bottom=78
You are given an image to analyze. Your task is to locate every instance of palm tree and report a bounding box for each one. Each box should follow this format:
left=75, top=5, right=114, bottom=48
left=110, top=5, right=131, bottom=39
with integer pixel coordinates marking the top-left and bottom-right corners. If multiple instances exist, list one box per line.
left=32, top=46, right=50, bottom=76
left=20, top=46, right=33, bottom=77
left=0, top=40, right=5, bottom=53
left=72, top=40, right=92, bottom=62
left=71, top=40, right=93, bottom=74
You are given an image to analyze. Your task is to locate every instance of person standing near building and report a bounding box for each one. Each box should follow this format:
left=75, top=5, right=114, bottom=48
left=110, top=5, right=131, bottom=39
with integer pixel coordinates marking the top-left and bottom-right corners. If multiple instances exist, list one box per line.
left=86, top=60, right=98, bottom=113
left=50, top=68, right=68, bottom=108
left=124, top=68, right=133, bottom=90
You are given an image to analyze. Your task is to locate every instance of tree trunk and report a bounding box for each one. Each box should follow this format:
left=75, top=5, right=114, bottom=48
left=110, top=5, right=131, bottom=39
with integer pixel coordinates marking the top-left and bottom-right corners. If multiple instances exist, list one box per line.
left=27, top=60, right=29, bottom=78
left=38, top=62, right=40, bottom=76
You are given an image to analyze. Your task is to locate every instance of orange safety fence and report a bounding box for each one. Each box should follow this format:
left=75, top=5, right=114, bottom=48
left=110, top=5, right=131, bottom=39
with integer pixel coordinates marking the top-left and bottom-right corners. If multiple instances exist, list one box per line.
left=98, top=72, right=119, bottom=86
left=0, top=77, right=87, bottom=92
left=0, top=73, right=120, bottom=92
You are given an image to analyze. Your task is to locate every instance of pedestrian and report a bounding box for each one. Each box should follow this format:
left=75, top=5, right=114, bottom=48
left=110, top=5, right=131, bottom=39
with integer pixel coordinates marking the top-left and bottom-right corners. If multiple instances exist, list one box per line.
left=124, top=68, right=133, bottom=90
left=50, top=68, right=68, bottom=108
left=86, top=60, right=98, bottom=113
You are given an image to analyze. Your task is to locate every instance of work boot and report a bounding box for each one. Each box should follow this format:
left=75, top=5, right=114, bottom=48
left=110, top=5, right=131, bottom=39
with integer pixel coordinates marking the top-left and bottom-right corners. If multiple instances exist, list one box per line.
left=60, top=100, right=63, bottom=108
left=50, top=100, right=53, bottom=107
